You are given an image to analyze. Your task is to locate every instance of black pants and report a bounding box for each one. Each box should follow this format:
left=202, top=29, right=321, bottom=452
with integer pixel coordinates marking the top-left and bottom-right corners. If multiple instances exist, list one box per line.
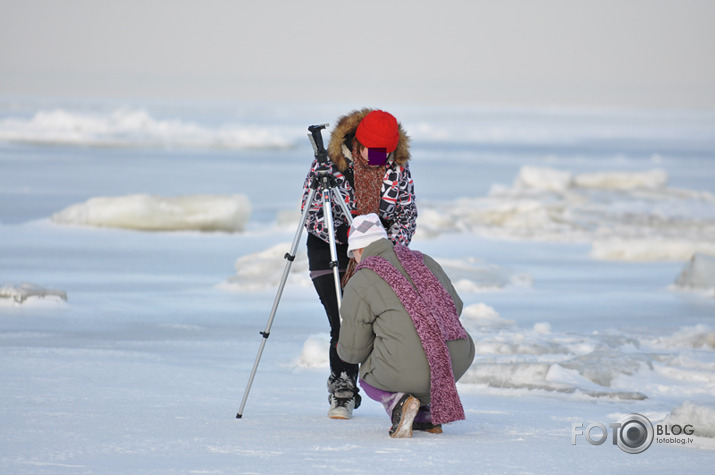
left=307, top=233, right=359, bottom=381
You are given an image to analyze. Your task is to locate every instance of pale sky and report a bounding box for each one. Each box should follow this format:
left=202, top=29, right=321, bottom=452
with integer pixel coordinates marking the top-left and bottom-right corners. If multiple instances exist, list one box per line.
left=1, top=0, right=714, bottom=109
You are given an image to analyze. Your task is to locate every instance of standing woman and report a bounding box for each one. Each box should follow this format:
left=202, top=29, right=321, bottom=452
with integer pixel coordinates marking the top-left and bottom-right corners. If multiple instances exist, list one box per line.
left=301, top=108, right=417, bottom=419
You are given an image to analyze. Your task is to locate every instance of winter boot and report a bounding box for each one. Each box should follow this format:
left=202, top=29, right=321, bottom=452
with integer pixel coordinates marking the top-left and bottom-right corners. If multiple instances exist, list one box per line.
left=413, top=405, right=443, bottom=434
left=413, top=421, right=443, bottom=434
left=328, top=393, right=355, bottom=420
left=327, top=372, right=361, bottom=419
left=389, top=394, right=421, bottom=438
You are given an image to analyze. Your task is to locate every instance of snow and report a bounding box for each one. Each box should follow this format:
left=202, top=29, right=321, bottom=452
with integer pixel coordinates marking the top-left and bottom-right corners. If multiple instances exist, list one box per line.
left=296, top=334, right=331, bottom=369
left=415, top=165, right=715, bottom=263
left=0, top=108, right=299, bottom=149
left=673, top=254, right=715, bottom=296
left=2, top=101, right=715, bottom=473
left=663, top=402, right=715, bottom=438
left=591, top=239, right=715, bottom=262
left=52, top=194, right=251, bottom=232
left=575, top=169, right=668, bottom=190
left=218, top=242, right=311, bottom=292
left=0, top=283, right=68, bottom=304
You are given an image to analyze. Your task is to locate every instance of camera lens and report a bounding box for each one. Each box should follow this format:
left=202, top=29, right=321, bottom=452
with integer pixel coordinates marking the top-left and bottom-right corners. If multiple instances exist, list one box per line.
left=621, top=420, right=647, bottom=447
left=616, top=414, right=654, bottom=454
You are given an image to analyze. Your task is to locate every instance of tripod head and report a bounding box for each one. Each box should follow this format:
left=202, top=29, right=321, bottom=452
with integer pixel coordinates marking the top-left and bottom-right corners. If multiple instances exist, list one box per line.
left=308, top=124, right=330, bottom=165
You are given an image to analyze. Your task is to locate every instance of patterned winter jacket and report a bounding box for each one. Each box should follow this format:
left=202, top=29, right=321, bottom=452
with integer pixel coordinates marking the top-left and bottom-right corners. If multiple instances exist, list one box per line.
left=301, top=108, right=417, bottom=246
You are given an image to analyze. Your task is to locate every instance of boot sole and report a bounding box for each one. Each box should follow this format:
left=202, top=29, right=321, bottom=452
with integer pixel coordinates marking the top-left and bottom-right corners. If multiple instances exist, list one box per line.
left=389, top=396, right=420, bottom=438
left=328, top=409, right=351, bottom=420
left=328, top=397, right=355, bottom=420
left=414, top=424, right=443, bottom=434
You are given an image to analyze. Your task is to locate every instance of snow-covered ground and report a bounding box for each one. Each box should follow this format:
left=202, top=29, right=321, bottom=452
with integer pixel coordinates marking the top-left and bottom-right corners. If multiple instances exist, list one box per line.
left=1, top=100, right=715, bottom=473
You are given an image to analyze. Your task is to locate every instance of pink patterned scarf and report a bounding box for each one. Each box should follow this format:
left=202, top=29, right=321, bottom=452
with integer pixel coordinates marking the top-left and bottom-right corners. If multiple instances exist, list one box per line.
left=357, top=244, right=467, bottom=424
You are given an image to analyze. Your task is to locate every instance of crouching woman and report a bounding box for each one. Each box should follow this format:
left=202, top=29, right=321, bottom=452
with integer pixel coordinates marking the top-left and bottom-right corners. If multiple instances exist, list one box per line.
left=337, top=213, right=475, bottom=438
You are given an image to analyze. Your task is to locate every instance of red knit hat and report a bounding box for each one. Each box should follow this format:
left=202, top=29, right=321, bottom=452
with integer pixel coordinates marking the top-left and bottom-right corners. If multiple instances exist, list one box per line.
left=355, top=110, right=400, bottom=153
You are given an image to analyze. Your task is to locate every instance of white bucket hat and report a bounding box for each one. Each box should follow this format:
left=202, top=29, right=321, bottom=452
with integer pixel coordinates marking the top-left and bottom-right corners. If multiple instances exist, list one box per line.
left=347, top=213, right=388, bottom=258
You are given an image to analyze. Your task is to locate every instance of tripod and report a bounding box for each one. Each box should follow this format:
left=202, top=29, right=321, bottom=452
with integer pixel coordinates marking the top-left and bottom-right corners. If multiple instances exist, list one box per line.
left=236, top=124, right=352, bottom=418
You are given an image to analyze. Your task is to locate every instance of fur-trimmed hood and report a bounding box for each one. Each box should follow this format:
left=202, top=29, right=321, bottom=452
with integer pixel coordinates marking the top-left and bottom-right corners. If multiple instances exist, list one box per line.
left=327, top=108, right=411, bottom=172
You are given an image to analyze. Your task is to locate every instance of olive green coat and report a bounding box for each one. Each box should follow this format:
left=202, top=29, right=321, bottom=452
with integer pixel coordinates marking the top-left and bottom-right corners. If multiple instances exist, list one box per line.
left=337, top=239, right=475, bottom=404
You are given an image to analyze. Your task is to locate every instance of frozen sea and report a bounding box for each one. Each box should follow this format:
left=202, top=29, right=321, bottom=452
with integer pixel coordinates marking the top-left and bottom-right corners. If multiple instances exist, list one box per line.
left=1, top=98, right=715, bottom=474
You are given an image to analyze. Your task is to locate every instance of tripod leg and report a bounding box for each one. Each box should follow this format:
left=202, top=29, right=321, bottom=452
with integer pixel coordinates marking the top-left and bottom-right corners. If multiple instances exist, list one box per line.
left=236, top=188, right=317, bottom=418
left=320, top=182, right=343, bottom=317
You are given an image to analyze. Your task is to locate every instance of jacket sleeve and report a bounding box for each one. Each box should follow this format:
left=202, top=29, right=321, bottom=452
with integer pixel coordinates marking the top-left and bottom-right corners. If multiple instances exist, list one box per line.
left=337, top=281, right=376, bottom=364
left=387, top=164, right=418, bottom=246
left=301, top=158, right=353, bottom=244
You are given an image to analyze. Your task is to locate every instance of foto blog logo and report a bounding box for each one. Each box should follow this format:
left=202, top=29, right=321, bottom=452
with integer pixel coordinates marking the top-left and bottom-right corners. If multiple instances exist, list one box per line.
left=572, top=413, right=695, bottom=454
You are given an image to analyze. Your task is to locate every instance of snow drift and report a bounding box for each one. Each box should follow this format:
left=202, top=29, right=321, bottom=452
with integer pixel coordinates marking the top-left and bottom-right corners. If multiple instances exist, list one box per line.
left=417, top=166, right=715, bottom=261
left=287, top=300, right=715, bottom=405
left=0, top=283, right=67, bottom=304
left=0, top=108, right=299, bottom=149
left=52, top=194, right=251, bottom=232
left=220, top=246, right=531, bottom=293
left=663, top=402, right=715, bottom=439
left=290, top=301, right=715, bottom=406
left=218, top=242, right=312, bottom=292
left=296, top=333, right=331, bottom=369
left=673, top=253, right=715, bottom=297
left=459, top=304, right=715, bottom=402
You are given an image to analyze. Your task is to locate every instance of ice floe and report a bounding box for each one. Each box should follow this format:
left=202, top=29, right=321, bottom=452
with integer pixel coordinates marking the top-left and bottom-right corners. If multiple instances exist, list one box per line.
left=417, top=166, right=715, bottom=261
left=0, top=283, right=68, bottom=305
left=0, top=108, right=299, bottom=149
left=52, top=194, right=251, bottom=232
left=672, top=253, right=715, bottom=297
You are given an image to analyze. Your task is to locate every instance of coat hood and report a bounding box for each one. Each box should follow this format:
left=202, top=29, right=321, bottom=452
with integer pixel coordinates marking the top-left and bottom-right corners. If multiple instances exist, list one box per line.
left=327, top=108, right=411, bottom=172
